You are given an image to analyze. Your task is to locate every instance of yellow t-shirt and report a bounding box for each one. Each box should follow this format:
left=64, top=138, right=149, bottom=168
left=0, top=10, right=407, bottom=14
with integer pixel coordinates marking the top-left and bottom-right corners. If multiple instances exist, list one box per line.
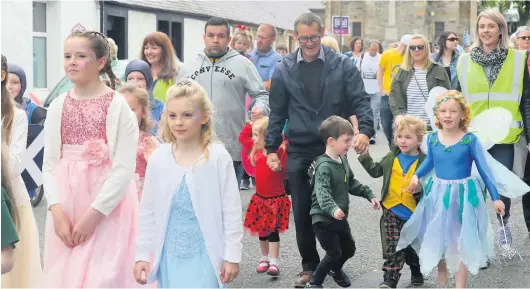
left=379, top=48, right=404, bottom=94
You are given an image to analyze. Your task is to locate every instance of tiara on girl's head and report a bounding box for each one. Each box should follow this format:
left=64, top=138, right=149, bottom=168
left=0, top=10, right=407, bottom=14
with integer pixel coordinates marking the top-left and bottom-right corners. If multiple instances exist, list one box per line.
left=432, top=94, right=466, bottom=113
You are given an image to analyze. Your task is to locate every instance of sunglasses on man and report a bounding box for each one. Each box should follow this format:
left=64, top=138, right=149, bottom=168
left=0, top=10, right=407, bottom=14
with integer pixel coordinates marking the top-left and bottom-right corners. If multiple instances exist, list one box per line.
left=518, top=36, right=530, bottom=41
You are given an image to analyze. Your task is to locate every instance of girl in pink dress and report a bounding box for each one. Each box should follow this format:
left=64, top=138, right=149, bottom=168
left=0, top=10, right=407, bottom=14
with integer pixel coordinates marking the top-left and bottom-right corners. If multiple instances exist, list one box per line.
left=119, top=84, right=159, bottom=200
left=42, top=30, right=140, bottom=287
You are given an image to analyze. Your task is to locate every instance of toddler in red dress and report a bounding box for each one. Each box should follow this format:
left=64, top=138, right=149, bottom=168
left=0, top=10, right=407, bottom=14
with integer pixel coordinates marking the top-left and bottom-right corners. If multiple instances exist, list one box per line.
left=239, top=117, right=290, bottom=277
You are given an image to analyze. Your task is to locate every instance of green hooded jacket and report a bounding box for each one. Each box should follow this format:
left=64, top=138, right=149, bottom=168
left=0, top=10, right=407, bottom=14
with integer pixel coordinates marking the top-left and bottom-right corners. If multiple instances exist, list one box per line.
left=310, top=154, right=375, bottom=224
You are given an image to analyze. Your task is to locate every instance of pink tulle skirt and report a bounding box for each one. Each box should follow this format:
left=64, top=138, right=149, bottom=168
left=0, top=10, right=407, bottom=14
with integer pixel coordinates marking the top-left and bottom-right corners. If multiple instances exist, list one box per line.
left=43, top=143, right=140, bottom=287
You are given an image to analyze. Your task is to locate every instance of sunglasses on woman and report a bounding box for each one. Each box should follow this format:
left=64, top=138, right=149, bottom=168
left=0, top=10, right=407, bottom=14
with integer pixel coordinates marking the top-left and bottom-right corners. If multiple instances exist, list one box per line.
left=447, top=37, right=459, bottom=42
left=409, top=45, right=425, bottom=51
left=518, top=36, right=530, bottom=41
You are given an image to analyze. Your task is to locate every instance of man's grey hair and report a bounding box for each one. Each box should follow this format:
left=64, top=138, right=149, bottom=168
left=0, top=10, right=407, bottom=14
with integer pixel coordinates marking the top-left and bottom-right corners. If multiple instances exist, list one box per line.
left=294, top=12, right=323, bottom=33
left=516, top=26, right=530, bottom=37
left=259, top=23, right=278, bottom=38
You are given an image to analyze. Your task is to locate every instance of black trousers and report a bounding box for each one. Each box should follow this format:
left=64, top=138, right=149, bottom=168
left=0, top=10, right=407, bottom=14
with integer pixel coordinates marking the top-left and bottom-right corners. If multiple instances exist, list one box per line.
left=521, top=152, right=530, bottom=232
left=286, top=147, right=324, bottom=271
left=489, top=144, right=514, bottom=222
left=312, top=220, right=356, bottom=285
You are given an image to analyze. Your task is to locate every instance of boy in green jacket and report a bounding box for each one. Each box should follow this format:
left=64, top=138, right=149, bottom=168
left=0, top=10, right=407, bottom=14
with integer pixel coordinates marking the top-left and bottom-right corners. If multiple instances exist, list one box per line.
left=308, top=116, right=381, bottom=288
left=358, top=115, right=427, bottom=288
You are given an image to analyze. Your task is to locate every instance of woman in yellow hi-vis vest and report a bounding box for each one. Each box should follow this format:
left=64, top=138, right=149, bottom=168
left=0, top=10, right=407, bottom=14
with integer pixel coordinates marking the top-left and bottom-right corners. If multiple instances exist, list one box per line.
left=457, top=8, right=530, bottom=255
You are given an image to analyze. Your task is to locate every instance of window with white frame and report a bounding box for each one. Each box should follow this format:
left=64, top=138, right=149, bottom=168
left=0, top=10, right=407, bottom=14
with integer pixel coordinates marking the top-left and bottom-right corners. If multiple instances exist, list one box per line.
left=33, top=2, right=47, bottom=88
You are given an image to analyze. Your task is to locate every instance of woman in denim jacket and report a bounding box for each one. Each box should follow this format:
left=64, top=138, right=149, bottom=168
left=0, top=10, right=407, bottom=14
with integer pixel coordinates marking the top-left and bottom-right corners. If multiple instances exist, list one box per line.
left=431, top=31, right=460, bottom=89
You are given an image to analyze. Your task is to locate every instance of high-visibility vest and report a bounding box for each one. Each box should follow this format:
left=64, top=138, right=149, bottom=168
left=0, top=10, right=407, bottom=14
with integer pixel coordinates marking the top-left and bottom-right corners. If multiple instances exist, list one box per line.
left=457, top=49, right=526, bottom=144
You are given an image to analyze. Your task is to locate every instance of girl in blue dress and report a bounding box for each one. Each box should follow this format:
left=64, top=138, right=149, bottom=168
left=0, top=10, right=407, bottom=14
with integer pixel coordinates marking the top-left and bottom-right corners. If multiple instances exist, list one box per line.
left=134, top=79, right=243, bottom=288
left=397, top=90, right=506, bottom=288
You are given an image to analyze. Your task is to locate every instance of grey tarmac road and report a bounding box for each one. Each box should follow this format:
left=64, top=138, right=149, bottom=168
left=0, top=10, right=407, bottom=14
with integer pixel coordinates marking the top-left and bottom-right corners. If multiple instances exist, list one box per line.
left=33, top=132, right=530, bottom=288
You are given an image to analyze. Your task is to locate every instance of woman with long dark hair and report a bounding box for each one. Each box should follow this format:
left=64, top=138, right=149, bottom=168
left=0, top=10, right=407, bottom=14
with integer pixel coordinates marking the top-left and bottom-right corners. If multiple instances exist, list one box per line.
left=431, top=31, right=459, bottom=89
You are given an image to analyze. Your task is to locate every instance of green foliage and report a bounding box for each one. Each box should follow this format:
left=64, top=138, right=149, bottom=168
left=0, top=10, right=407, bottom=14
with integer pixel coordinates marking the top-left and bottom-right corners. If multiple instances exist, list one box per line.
left=479, top=0, right=530, bottom=26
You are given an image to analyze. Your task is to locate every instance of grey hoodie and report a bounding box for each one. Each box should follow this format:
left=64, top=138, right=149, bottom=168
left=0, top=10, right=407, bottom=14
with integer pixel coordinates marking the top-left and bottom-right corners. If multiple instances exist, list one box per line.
left=182, top=48, right=269, bottom=161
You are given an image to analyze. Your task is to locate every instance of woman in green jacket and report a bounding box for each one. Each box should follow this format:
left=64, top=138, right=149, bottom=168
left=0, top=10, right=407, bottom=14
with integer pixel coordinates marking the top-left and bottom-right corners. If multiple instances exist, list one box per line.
left=389, top=34, right=451, bottom=130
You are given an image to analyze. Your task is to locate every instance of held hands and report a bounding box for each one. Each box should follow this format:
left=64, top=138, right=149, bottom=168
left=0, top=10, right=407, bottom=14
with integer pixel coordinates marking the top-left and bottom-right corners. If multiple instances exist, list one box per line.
left=220, top=261, right=240, bottom=284
left=250, top=107, right=264, bottom=122
left=371, top=198, right=382, bottom=210
left=267, top=153, right=281, bottom=172
left=354, top=134, right=370, bottom=154
left=407, top=175, right=420, bottom=193
left=333, top=208, right=345, bottom=220
left=493, top=200, right=506, bottom=216
left=134, top=261, right=151, bottom=285
left=144, top=136, right=158, bottom=160
left=72, top=207, right=104, bottom=246
left=50, top=205, right=75, bottom=248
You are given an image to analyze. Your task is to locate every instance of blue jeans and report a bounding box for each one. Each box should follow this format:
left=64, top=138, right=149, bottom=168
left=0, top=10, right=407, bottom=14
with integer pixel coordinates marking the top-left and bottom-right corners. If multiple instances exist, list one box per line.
left=380, top=95, right=394, bottom=148
left=488, top=144, right=514, bottom=222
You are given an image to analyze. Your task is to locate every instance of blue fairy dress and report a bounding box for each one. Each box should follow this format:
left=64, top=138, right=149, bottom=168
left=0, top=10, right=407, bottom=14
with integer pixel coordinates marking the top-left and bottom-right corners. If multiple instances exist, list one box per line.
left=157, top=175, right=220, bottom=288
left=396, top=132, right=498, bottom=276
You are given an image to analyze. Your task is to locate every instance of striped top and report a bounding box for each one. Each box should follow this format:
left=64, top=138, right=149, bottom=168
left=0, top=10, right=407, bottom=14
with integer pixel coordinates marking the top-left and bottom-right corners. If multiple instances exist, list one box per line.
left=406, top=68, right=430, bottom=126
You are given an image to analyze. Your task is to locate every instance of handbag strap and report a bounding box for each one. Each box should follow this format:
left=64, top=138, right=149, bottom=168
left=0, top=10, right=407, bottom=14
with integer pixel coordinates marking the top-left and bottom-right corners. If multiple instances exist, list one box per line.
left=412, top=68, right=427, bottom=101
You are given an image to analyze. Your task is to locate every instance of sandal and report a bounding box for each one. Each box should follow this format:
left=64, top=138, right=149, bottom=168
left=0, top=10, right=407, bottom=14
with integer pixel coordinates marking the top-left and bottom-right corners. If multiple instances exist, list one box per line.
left=256, top=260, right=270, bottom=273
left=267, top=264, right=280, bottom=277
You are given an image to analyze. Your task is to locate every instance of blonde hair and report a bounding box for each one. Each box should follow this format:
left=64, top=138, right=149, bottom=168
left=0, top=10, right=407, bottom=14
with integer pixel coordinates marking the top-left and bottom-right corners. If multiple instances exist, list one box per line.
left=1, top=54, right=14, bottom=145
left=321, top=36, right=340, bottom=52
left=250, top=117, right=269, bottom=166
left=1, top=140, right=19, bottom=228
left=107, top=38, right=118, bottom=60
left=474, top=8, right=512, bottom=50
left=230, top=29, right=253, bottom=51
left=394, top=115, right=427, bottom=145
left=159, top=79, right=214, bottom=156
left=401, top=34, right=433, bottom=71
left=118, top=84, right=153, bottom=133
left=433, top=90, right=471, bottom=132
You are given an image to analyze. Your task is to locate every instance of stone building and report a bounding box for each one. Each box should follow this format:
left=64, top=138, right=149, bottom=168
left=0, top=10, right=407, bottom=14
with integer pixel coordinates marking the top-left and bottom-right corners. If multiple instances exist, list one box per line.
left=325, top=0, right=478, bottom=50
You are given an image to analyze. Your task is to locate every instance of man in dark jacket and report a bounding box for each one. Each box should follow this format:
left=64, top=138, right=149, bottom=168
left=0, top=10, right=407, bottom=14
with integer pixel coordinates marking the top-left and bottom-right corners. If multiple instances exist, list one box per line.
left=265, top=12, right=374, bottom=287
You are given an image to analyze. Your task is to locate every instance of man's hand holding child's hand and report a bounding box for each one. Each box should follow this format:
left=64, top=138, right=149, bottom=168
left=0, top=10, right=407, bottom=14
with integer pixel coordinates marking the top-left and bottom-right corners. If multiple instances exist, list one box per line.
left=333, top=208, right=345, bottom=220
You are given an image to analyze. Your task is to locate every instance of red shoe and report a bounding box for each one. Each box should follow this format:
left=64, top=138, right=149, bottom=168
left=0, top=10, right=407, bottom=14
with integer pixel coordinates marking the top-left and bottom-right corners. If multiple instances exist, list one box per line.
left=267, top=264, right=280, bottom=277
left=256, top=260, right=270, bottom=273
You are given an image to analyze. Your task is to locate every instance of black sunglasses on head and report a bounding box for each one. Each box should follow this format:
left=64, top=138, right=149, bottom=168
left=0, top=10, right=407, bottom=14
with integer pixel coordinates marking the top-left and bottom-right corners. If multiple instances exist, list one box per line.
left=518, top=36, right=530, bottom=41
left=409, top=45, right=425, bottom=51
left=447, top=37, right=459, bottom=42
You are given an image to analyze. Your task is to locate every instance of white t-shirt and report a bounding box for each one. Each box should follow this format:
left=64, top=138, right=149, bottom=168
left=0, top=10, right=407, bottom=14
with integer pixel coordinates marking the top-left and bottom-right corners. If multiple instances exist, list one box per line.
left=357, top=52, right=381, bottom=94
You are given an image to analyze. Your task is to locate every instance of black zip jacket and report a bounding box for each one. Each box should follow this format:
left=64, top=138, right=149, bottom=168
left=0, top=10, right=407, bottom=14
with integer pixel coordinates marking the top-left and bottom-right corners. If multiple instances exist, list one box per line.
left=265, top=46, right=374, bottom=153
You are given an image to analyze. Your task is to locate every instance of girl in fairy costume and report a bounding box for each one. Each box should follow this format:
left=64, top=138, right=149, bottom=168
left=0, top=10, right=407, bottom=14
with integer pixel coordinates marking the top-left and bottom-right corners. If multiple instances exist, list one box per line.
left=398, top=90, right=529, bottom=288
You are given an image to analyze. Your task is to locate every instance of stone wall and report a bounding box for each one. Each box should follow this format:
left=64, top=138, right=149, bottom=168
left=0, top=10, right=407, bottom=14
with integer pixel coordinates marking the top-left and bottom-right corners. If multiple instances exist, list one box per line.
left=325, top=0, right=477, bottom=50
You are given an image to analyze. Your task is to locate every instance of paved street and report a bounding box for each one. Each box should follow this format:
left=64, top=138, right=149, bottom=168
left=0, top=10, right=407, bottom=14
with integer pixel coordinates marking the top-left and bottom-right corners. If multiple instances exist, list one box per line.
left=33, top=132, right=530, bottom=288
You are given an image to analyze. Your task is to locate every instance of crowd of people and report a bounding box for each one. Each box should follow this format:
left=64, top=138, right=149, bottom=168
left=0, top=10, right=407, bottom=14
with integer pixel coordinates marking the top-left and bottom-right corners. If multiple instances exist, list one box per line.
left=1, top=6, right=530, bottom=289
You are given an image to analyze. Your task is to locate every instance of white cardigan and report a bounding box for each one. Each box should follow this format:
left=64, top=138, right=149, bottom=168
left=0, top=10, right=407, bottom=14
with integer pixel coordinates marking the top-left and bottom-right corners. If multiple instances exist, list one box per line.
left=42, top=92, right=139, bottom=216
left=8, top=108, right=30, bottom=205
left=136, top=143, right=243, bottom=286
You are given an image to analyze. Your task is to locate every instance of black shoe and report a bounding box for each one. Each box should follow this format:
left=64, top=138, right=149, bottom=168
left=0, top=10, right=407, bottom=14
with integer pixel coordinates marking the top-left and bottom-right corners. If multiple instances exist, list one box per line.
left=379, top=279, right=397, bottom=288
left=240, top=179, right=250, bottom=190
left=370, top=137, right=376, bottom=144
left=410, top=274, right=424, bottom=286
left=306, top=283, right=323, bottom=288
left=328, top=270, right=351, bottom=287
